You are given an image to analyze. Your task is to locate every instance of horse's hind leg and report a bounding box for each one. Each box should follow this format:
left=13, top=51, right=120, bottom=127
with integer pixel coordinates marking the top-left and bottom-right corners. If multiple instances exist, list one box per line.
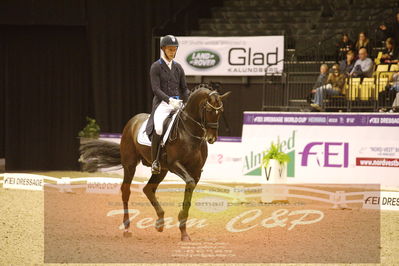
left=143, top=170, right=167, bottom=232
left=121, top=163, right=136, bottom=237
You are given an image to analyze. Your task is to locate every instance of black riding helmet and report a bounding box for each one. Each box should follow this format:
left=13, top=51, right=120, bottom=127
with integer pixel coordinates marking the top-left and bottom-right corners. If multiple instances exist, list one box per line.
left=160, top=35, right=179, bottom=48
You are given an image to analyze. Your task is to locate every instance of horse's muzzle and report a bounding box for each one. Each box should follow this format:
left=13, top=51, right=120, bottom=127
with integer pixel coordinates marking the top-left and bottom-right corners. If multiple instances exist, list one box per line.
left=207, top=136, right=217, bottom=144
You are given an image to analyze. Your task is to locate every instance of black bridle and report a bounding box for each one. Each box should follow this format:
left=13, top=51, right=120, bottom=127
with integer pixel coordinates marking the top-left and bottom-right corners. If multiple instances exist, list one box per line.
left=177, top=90, right=223, bottom=141
left=201, top=91, right=223, bottom=130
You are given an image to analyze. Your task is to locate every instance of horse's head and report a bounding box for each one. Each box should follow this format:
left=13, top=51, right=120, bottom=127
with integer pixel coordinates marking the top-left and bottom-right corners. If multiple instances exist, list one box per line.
left=202, top=90, right=231, bottom=143
left=184, top=84, right=231, bottom=144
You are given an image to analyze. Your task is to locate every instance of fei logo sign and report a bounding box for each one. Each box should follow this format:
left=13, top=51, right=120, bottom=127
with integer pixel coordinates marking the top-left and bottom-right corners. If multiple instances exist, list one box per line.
left=363, top=191, right=399, bottom=211
left=299, top=142, right=349, bottom=168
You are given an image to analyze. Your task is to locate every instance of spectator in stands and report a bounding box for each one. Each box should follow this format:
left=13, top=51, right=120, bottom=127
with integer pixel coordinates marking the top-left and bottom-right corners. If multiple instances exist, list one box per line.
left=381, top=37, right=399, bottom=64
left=306, top=64, right=328, bottom=106
left=336, top=33, right=354, bottom=62
left=379, top=12, right=399, bottom=45
left=350, top=48, right=374, bottom=78
left=310, top=64, right=346, bottom=111
left=339, top=50, right=356, bottom=76
left=314, top=64, right=329, bottom=89
left=386, top=63, right=399, bottom=112
left=355, top=32, right=373, bottom=57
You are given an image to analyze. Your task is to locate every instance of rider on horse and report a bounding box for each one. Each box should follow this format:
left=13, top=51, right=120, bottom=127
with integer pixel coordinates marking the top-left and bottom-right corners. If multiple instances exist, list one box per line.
left=145, top=35, right=189, bottom=174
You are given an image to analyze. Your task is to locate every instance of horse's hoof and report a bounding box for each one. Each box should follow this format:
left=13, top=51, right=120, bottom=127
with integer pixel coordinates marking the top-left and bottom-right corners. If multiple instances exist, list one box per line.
left=123, top=230, right=132, bottom=238
left=155, top=218, right=164, bottom=232
left=181, top=235, right=191, bottom=242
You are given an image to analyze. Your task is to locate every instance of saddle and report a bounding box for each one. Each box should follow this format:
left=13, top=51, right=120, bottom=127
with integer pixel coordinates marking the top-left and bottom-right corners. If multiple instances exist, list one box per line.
left=137, top=110, right=179, bottom=147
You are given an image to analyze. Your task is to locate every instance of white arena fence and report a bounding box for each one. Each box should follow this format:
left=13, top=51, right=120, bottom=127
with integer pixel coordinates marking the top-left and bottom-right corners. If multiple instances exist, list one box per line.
left=1, top=173, right=395, bottom=210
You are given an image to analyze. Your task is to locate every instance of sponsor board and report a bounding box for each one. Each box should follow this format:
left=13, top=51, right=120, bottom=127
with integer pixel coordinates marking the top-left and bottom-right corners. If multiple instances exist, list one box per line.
left=3, top=173, right=44, bottom=191
left=173, top=36, right=284, bottom=76
left=242, top=112, right=399, bottom=187
left=363, top=191, right=399, bottom=211
left=356, top=157, right=399, bottom=167
left=244, top=130, right=296, bottom=178
left=86, top=178, right=122, bottom=194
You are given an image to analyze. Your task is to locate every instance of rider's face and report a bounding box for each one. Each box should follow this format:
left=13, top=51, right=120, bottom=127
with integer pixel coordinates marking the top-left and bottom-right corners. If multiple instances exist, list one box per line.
left=163, top=46, right=177, bottom=60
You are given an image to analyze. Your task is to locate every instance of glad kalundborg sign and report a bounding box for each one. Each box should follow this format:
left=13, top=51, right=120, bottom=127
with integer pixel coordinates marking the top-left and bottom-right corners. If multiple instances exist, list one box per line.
left=173, top=36, right=284, bottom=76
left=242, top=112, right=399, bottom=187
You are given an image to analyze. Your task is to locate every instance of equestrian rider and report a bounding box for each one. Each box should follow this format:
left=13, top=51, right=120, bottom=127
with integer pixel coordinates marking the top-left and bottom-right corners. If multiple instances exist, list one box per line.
left=145, top=35, right=189, bottom=174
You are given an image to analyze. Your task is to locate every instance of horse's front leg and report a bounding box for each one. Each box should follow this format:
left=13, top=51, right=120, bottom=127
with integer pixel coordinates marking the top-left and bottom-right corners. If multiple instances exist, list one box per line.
left=172, top=161, right=199, bottom=241
left=143, top=170, right=168, bottom=232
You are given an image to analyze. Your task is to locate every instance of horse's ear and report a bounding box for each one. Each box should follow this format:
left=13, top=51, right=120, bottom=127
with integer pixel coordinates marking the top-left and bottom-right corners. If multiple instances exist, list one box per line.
left=220, top=91, right=232, bottom=101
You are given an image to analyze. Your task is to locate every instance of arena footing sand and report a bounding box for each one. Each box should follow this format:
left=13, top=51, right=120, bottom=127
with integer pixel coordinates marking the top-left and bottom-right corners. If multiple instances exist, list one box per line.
left=0, top=171, right=398, bottom=265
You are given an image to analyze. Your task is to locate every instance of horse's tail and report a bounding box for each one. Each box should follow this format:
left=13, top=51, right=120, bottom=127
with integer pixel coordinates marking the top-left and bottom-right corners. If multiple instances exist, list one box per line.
left=79, top=139, right=122, bottom=172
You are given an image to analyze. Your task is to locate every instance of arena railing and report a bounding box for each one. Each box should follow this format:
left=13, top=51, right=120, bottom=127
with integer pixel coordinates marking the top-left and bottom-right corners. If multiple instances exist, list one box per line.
left=263, top=70, right=397, bottom=112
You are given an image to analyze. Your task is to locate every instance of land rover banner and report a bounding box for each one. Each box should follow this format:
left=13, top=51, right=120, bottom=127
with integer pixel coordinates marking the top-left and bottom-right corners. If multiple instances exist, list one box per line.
left=171, top=36, right=284, bottom=76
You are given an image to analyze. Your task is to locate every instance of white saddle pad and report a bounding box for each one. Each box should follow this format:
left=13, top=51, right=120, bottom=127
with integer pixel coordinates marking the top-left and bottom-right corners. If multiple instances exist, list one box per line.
left=137, top=111, right=179, bottom=146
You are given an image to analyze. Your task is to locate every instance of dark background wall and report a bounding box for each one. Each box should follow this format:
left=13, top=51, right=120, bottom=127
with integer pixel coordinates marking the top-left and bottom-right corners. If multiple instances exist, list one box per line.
left=2, top=26, right=90, bottom=170
left=0, top=0, right=248, bottom=171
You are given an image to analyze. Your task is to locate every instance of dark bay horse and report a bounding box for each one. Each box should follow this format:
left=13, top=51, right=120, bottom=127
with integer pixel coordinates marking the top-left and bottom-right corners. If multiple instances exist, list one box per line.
left=80, top=84, right=230, bottom=241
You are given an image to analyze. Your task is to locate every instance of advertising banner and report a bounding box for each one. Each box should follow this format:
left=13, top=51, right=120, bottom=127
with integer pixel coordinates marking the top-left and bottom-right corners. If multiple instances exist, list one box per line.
left=3, top=173, right=44, bottom=191
left=241, top=112, right=399, bottom=188
left=173, top=36, right=284, bottom=76
left=363, top=191, right=399, bottom=211
left=86, top=178, right=122, bottom=194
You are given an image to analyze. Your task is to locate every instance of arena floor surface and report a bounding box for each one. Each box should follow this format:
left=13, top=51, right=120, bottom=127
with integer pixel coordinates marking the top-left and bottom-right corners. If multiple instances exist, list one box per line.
left=0, top=171, right=398, bottom=265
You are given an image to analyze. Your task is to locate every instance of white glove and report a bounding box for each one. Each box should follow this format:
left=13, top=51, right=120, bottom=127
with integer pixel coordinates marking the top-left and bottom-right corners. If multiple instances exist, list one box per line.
left=169, top=98, right=182, bottom=110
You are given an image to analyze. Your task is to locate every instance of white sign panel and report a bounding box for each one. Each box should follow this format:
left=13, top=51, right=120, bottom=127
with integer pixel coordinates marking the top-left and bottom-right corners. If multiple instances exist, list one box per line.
left=173, top=36, right=284, bottom=76
left=201, top=137, right=242, bottom=182
left=3, top=173, right=44, bottom=191
left=363, top=191, right=399, bottom=211
left=86, top=178, right=122, bottom=194
left=241, top=112, right=399, bottom=188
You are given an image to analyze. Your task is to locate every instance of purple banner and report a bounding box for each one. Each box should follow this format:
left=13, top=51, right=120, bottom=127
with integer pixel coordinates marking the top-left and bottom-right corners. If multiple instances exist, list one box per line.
left=243, top=112, right=399, bottom=127
left=100, top=133, right=241, bottom=143
left=217, top=136, right=241, bottom=142
left=99, top=133, right=122, bottom=138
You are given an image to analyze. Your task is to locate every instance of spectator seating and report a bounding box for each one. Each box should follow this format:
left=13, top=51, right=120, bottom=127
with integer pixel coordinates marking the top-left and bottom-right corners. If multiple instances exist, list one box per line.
left=390, top=64, right=399, bottom=72
left=360, top=77, right=375, bottom=100
left=192, top=0, right=396, bottom=61
left=376, top=64, right=389, bottom=72
left=346, top=78, right=361, bottom=100
left=376, top=77, right=389, bottom=99
left=190, top=0, right=398, bottom=111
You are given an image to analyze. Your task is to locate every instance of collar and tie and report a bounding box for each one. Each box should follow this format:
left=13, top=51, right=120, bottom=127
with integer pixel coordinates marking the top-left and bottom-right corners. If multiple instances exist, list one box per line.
left=161, top=55, right=173, bottom=70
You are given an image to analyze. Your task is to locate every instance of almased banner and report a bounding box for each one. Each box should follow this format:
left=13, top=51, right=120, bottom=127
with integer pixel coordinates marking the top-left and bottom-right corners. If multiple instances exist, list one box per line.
left=174, top=36, right=284, bottom=76
left=241, top=112, right=399, bottom=188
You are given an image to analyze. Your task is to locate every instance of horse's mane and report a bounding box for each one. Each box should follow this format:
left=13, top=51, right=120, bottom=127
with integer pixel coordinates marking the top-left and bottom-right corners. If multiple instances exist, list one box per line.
left=187, top=83, right=214, bottom=101
left=192, top=83, right=213, bottom=91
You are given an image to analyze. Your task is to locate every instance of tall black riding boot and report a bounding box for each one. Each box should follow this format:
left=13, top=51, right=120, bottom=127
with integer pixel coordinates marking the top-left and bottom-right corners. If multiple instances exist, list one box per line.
left=151, top=133, right=162, bottom=174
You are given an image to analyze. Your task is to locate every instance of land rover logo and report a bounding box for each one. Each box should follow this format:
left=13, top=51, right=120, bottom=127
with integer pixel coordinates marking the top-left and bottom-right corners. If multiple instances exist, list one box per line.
left=186, top=50, right=220, bottom=69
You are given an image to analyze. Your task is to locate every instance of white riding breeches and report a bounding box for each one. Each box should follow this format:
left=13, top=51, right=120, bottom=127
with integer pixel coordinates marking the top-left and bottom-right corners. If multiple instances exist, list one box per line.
left=154, top=101, right=174, bottom=135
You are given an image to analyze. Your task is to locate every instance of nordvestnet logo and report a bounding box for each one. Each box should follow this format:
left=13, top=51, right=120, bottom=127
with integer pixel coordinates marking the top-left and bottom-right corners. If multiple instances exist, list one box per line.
left=186, top=50, right=220, bottom=69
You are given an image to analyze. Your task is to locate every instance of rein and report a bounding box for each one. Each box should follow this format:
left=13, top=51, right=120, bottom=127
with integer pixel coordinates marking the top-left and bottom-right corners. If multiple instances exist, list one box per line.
left=178, top=111, right=206, bottom=141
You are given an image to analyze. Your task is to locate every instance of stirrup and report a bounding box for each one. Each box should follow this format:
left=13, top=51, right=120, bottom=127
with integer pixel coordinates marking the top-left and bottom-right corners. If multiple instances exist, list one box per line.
left=151, top=160, right=161, bottom=174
